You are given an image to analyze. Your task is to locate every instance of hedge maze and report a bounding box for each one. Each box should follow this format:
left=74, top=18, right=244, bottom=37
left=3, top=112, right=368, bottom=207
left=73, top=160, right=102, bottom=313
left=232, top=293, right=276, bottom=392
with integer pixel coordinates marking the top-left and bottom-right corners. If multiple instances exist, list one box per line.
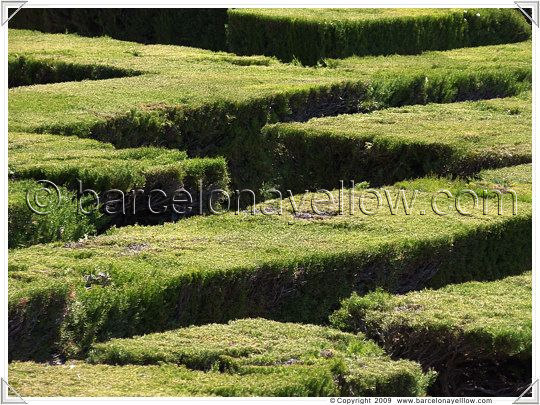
left=7, top=8, right=532, bottom=397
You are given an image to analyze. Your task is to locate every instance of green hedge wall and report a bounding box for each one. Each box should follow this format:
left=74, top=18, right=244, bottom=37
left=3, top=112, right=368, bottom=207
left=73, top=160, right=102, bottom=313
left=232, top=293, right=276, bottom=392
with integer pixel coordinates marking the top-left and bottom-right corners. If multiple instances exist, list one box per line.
left=8, top=55, right=141, bottom=87
left=227, top=8, right=531, bottom=65
left=84, top=69, right=530, bottom=195
left=9, top=165, right=532, bottom=359
left=264, top=94, right=531, bottom=191
left=9, top=8, right=228, bottom=51
left=330, top=272, right=532, bottom=396
left=8, top=180, right=100, bottom=248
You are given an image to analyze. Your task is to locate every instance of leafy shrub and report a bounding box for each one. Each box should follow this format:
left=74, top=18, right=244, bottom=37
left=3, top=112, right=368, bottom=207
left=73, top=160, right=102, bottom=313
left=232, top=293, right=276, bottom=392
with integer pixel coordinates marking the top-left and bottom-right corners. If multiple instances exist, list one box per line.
left=8, top=166, right=532, bottom=359
left=227, top=8, right=531, bottom=65
left=8, top=55, right=141, bottom=87
left=263, top=94, right=531, bottom=190
left=9, top=8, right=228, bottom=51
left=330, top=272, right=532, bottom=396
left=8, top=180, right=99, bottom=248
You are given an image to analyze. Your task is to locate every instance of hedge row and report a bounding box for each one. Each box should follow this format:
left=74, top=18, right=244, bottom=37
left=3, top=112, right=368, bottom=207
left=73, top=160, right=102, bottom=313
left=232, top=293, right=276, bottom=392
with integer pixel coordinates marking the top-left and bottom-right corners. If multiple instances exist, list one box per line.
left=8, top=30, right=532, bottom=193
left=9, top=132, right=229, bottom=193
left=8, top=165, right=532, bottom=360
left=330, top=272, right=532, bottom=396
left=8, top=132, right=230, bottom=245
left=11, top=346, right=430, bottom=396
left=7, top=361, right=342, bottom=396
left=8, top=180, right=100, bottom=248
left=227, top=8, right=531, bottom=65
left=9, top=8, right=531, bottom=65
left=79, top=319, right=432, bottom=396
left=263, top=93, right=532, bottom=191
left=9, top=8, right=228, bottom=51
left=8, top=55, right=141, bottom=88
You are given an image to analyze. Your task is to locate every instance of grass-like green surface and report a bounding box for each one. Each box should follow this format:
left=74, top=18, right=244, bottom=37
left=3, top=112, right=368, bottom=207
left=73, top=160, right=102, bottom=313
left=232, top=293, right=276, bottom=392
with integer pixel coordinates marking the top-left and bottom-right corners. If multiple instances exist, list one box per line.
left=9, top=361, right=338, bottom=396
left=8, top=30, right=531, bottom=191
left=264, top=93, right=531, bottom=190
left=8, top=180, right=99, bottom=248
left=330, top=272, right=531, bottom=396
left=233, top=8, right=464, bottom=22
left=8, top=132, right=229, bottom=246
left=9, top=319, right=432, bottom=396
left=9, top=131, right=229, bottom=192
left=9, top=165, right=531, bottom=360
left=8, top=29, right=531, bottom=134
left=227, top=8, right=530, bottom=64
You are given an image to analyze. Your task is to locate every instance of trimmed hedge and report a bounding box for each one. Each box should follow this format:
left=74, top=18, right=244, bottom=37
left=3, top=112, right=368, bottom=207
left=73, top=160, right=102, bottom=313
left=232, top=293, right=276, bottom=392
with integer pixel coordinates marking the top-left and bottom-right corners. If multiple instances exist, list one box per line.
left=9, top=8, right=228, bottom=51
left=8, top=165, right=532, bottom=360
left=330, top=272, right=532, bottom=396
left=9, top=132, right=229, bottom=193
left=263, top=93, right=532, bottom=191
left=8, top=319, right=431, bottom=396
left=8, top=55, right=141, bottom=88
left=8, top=361, right=340, bottom=396
left=8, top=29, right=532, bottom=193
left=87, top=318, right=383, bottom=368
left=9, top=354, right=431, bottom=396
left=227, top=8, right=531, bottom=65
left=8, top=180, right=99, bottom=248
left=8, top=132, right=230, bottom=243
left=84, top=318, right=432, bottom=396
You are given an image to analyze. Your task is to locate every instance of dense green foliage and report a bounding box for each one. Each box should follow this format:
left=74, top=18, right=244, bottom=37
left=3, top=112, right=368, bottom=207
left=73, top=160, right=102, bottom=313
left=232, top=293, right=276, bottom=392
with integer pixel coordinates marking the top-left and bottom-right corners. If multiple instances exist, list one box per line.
left=9, top=319, right=431, bottom=396
left=8, top=180, right=99, bottom=248
left=264, top=93, right=531, bottom=190
left=9, top=132, right=229, bottom=192
left=8, top=361, right=339, bottom=396
left=6, top=18, right=533, bottom=397
left=85, top=318, right=431, bottom=396
left=227, top=8, right=531, bottom=65
left=8, top=55, right=141, bottom=87
left=8, top=165, right=531, bottom=360
left=330, top=272, right=532, bottom=395
left=8, top=132, right=229, bottom=245
left=8, top=30, right=532, bottom=191
left=9, top=8, right=228, bottom=51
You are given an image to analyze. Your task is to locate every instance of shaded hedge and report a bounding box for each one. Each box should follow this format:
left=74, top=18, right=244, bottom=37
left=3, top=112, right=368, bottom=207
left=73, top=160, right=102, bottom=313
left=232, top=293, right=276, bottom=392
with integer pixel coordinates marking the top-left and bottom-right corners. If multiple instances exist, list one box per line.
left=263, top=94, right=531, bottom=191
left=9, top=8, right=228, bottom=51
left=330, top=272, right=532, bottom=396
left=9, top=167, right=532, bottom=360
left=8, top=180, right=100, bottom=249
left=85, top=318, right=433, bottom=396
left=8, top=55, right=141, bottom=87
left=227, top=8, right=531, bottom=65
left=83, top=69, right=531, bottom=195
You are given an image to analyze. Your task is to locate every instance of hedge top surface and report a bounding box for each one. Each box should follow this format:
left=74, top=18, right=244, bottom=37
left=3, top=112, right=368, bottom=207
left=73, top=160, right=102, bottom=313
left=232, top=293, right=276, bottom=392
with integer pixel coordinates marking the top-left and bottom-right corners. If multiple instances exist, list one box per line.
left=10, top=351, right=430, bottom=397
left=265, top=93, right=532, bottom=160
left=229, top=8, right=483, bottom=22
left=8, top=361, right=342, bottom=397
left=8, top=131, right=229, bottom=191
left=88, top=318, right=382, bottom=367
left=8, top=29, right=531, bottom=135
left=9, top=164, right=531, bottom=299
left=330, top=271, right=532, bottom=358
left=12, top=318, right=431, bottom=397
